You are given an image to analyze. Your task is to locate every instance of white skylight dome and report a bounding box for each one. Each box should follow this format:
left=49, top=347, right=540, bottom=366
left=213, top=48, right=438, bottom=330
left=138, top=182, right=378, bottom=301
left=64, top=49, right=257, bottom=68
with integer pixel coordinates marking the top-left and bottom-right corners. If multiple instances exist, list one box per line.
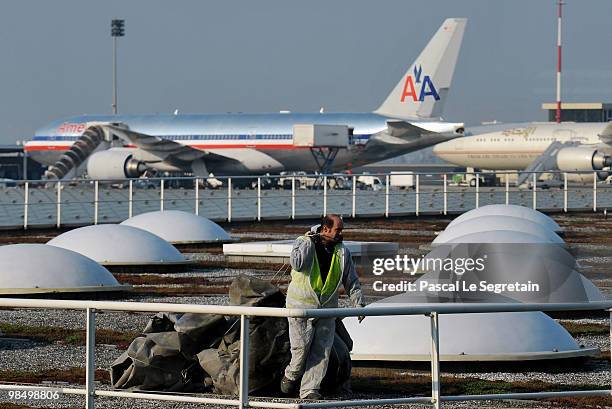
left=415, top=243, right=605, bottom=303
left=0, top=244, right=128, bottom=294
left=434, top=215, right=563, bottom=245
left=47, top=224, right=188, bottom=265
left=121, top=210, right=232, bottom=244
left=441, top=230, right=563, bottom=245
left=447, top=204, right=562, bottom=233
left=344, top=303, right=596, bottom=361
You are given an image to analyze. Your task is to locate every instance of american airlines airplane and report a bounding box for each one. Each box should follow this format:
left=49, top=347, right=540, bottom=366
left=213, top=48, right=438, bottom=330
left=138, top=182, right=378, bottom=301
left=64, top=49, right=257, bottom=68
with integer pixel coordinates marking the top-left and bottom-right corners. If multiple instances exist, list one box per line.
left=25, top=18, right=467, bottom=180
left=433, top=122, right=612, bottom=183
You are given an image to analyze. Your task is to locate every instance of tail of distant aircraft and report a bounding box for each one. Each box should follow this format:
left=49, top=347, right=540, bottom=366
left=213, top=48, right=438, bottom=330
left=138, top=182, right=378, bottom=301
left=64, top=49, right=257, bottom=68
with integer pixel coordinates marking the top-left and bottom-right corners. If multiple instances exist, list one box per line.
left=374, top=17, right=467, bottom=120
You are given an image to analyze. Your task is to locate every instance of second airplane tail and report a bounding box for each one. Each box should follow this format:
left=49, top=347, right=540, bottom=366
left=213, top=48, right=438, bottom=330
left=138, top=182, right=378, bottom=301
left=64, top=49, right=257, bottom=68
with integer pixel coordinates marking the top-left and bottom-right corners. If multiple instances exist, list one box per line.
left=374, top=17, right=467, bottom=120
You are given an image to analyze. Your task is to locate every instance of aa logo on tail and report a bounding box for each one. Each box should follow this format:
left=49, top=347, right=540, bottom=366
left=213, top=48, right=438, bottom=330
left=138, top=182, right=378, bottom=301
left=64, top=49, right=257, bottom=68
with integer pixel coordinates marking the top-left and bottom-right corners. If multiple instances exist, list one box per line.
left=400, top=65, right=440, bottom=102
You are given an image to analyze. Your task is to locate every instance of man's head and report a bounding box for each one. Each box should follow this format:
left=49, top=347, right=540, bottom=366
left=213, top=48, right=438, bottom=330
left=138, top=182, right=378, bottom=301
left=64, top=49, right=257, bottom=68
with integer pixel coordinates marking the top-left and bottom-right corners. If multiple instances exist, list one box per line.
left=319, top=214, right=343, bottom=246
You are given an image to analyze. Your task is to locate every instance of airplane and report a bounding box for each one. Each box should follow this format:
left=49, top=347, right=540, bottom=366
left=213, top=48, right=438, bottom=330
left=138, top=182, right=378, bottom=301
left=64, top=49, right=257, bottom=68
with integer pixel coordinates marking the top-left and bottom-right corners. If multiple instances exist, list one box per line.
left=432, top=121, right=612, bottom=185
left=25, top=18, right=467, bottom=181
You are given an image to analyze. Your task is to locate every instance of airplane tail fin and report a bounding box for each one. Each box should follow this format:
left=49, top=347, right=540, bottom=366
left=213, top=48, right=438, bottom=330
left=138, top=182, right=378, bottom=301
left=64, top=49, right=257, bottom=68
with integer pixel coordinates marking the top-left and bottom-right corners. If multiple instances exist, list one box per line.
left=374, top=18, right=467, bottom=120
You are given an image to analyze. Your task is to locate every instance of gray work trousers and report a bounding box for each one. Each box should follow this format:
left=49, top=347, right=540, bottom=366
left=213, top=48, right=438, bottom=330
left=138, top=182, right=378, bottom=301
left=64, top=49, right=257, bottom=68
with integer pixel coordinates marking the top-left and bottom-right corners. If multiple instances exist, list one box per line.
left=284, top=317, right=335, bottom=398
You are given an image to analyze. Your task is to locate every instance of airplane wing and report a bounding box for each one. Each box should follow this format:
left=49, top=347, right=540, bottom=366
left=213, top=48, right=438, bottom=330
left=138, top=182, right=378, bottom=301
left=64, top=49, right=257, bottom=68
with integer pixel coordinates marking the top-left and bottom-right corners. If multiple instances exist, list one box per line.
left=102, top=125, right=208, bottom=163
left=365, top=121, right=438, bottom=146
left=386, top=121, right=436, bottom=139
left=101, top=124, right=283, bottom=174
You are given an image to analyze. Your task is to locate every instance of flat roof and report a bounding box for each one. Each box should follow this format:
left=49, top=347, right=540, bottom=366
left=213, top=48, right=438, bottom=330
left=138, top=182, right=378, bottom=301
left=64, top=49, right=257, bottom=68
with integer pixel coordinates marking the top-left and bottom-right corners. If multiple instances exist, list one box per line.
left=542, top=102, right=612, bottom=110
left=0, top=145, right=23, bottom=154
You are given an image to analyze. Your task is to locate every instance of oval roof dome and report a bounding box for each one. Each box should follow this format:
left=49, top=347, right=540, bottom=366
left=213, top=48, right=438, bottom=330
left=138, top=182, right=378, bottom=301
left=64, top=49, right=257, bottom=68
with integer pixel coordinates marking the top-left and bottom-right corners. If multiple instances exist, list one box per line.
left=47, top=225, right=187, bottom=265
left=0, top=244, right=127, bottom=294
left=442, top=230, right=563, bottom=245
left=121, top=210, right=231, bottom=244
left=448, top=205, right=561, bottom=233
left=411, top=244, right=604, bottom=303
left=434, top=215, right=563, bottom=245
left=344, top=304, right=595, bottom=361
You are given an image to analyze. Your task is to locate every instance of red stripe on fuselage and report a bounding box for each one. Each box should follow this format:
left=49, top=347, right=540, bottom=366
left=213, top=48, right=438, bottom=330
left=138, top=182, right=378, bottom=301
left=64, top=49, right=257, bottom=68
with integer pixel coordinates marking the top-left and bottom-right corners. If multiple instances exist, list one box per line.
left=25, top=146, right=70, bottom=151
left=25, top=144, right=313, bottom=152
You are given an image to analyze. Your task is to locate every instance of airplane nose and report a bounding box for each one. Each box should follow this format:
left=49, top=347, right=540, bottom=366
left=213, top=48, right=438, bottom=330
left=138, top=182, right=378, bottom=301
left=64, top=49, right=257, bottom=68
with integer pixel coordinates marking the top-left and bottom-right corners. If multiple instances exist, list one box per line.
left=432, top=140, right=452, bottom=160
left=432, top=142, right=445, bottom=154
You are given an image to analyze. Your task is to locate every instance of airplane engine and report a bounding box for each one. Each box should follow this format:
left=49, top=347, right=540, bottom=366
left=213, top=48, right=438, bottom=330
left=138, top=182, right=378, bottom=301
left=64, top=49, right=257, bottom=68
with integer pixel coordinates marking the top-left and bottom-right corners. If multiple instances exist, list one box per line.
left=556, top=147, right=612, bottom=172
left=86, top=148, right=147, bottom=180
left=564, top=172, right=611, bottom=183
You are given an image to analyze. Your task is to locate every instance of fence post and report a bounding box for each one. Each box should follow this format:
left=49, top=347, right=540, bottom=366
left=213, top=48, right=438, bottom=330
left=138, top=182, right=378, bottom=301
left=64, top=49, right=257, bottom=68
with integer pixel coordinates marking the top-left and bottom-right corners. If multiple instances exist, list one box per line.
left=85, top=307, right=96, bottom=409
left=195, top=178, right=200, bottom=216
left=291, top=177, right=295, bottom=220
left=415, top=174, right=420, bottom=216
left=228, top=178, right=232, bottom=223
left=23, top=182, right=29, bottom=230
left=239, top=315, right=250, bottom=409
left=352, top=175, right=356, bottom=218
left=385, top=174, right=390, bottom=218
left=505, top=173, right=510, bottom=205
left=94, top=181, right=99, bottom=225
left=160, top=179, right=165, bottom=211
left=532, top=173, right=537, bottom=210
left=593, top=172, right=597, bottom=212
left=443, top=174, right=447, bottom=216
left=128, top=179, right=133, bottom=219
left=56, top=181, right=61, bottom=229
left=475, top=173, right=479, bottom=209
left=257, top=177, right=261, bottom=222
left=564, top=172, right=568, bottom=213
left=323, top=176, right=328, bottom=217
left=430, top=312, right=441, bottom=409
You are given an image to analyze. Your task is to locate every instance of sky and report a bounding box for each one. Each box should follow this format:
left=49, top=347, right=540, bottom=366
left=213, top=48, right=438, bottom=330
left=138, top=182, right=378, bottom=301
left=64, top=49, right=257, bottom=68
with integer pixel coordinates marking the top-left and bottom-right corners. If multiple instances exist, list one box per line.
left=1, top=0, right=612, bottom=144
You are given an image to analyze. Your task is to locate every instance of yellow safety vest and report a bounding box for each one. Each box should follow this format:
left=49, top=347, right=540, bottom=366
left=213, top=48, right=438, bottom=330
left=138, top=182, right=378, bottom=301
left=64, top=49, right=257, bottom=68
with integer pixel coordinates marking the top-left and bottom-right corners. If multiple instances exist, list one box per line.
left=310, top=246, right=342, bottom=297
left=286, top=239, right=343, bottom=308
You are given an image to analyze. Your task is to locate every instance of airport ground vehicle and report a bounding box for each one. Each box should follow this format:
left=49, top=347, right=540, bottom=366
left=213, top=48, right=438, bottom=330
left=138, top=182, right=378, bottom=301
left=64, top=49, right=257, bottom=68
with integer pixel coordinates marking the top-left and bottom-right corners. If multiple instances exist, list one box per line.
left=356, top=175, right=383, bottom=191
left=467, top=173, right=498, bottom=187
left=390, top=172, right=415, bottom=189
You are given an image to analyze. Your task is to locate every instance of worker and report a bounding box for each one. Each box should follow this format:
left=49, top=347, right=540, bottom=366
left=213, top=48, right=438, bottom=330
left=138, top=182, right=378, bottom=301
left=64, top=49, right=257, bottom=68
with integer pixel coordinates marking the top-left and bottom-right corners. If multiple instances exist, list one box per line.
left=281, top=214, right=365, bottom=400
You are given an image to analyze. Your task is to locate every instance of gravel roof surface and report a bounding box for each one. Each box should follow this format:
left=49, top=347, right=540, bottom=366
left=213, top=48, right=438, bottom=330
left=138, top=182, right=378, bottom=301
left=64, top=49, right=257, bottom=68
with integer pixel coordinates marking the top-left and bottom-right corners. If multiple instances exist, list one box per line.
left=0, top=389, right=562, bottom=409
left=1, top=215, right=611, bottom=408
left=0, top=340, right=120, bottom=371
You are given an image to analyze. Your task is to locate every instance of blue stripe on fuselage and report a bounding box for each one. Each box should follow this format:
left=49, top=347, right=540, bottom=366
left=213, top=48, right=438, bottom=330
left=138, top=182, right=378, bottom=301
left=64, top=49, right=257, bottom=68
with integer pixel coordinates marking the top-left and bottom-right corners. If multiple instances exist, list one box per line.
left=34, top=112, right=391, bottom=141
left=32, top=133, right=373, bottom=144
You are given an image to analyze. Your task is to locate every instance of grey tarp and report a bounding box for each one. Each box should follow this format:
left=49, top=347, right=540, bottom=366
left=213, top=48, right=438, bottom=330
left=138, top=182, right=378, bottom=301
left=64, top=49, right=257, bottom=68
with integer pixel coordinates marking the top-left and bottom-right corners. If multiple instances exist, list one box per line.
left=110, top=274, right=353, bottom=395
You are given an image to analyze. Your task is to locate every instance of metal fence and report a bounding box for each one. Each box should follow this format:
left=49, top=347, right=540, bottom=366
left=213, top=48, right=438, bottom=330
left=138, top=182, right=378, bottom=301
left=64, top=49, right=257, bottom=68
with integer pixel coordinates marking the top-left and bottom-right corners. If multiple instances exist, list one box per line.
left=0, top=170, right=611, bottom=230
left=0, top=298, right=610, bottom=409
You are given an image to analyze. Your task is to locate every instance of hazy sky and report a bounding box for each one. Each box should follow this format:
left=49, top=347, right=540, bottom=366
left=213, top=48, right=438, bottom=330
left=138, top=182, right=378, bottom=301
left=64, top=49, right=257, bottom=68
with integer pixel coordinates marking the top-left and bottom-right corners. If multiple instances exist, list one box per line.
left=1, top=0, right=612, bottom=144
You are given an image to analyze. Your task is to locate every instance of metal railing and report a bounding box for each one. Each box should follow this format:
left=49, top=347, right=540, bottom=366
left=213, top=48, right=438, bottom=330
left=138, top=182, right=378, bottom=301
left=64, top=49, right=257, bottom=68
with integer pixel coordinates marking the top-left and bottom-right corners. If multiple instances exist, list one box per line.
left=1, top=170, right=611, bottom=230
left=0, top=298, right=610, bottom=409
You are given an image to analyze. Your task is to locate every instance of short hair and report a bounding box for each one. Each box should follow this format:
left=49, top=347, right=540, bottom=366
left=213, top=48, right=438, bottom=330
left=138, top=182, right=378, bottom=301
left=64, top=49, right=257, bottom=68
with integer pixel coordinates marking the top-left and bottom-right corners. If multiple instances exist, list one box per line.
left=321, top=214, right=342, bottom=229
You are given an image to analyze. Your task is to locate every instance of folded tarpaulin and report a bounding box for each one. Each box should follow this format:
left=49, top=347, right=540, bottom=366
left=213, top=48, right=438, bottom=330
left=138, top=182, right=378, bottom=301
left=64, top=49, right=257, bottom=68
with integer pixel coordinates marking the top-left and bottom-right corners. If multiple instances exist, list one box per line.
left=110, top=274, right=353, bottom=395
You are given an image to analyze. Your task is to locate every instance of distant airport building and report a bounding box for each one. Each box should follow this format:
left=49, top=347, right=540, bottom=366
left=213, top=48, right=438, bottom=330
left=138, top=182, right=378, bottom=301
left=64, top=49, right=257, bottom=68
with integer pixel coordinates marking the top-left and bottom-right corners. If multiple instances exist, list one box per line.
left=0, top=145, right=44, bottom=180
left=542, top=102, right=612, bottom=122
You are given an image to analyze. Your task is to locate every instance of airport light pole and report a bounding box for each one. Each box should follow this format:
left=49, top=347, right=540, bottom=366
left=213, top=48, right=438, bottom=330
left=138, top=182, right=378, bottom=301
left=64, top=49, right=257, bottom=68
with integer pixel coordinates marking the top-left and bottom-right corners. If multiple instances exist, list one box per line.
left=555, top=1, right=564, bottom=123
left=111, top=19, right=125, bottom=115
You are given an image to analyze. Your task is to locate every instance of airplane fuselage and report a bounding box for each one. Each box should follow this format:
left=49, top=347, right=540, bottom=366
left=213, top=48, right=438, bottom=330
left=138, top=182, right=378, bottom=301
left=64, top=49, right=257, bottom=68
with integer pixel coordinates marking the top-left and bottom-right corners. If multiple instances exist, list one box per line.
left=433, top=122, right=610, bottom=170
left=27, top=112, right=458, bottom=175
